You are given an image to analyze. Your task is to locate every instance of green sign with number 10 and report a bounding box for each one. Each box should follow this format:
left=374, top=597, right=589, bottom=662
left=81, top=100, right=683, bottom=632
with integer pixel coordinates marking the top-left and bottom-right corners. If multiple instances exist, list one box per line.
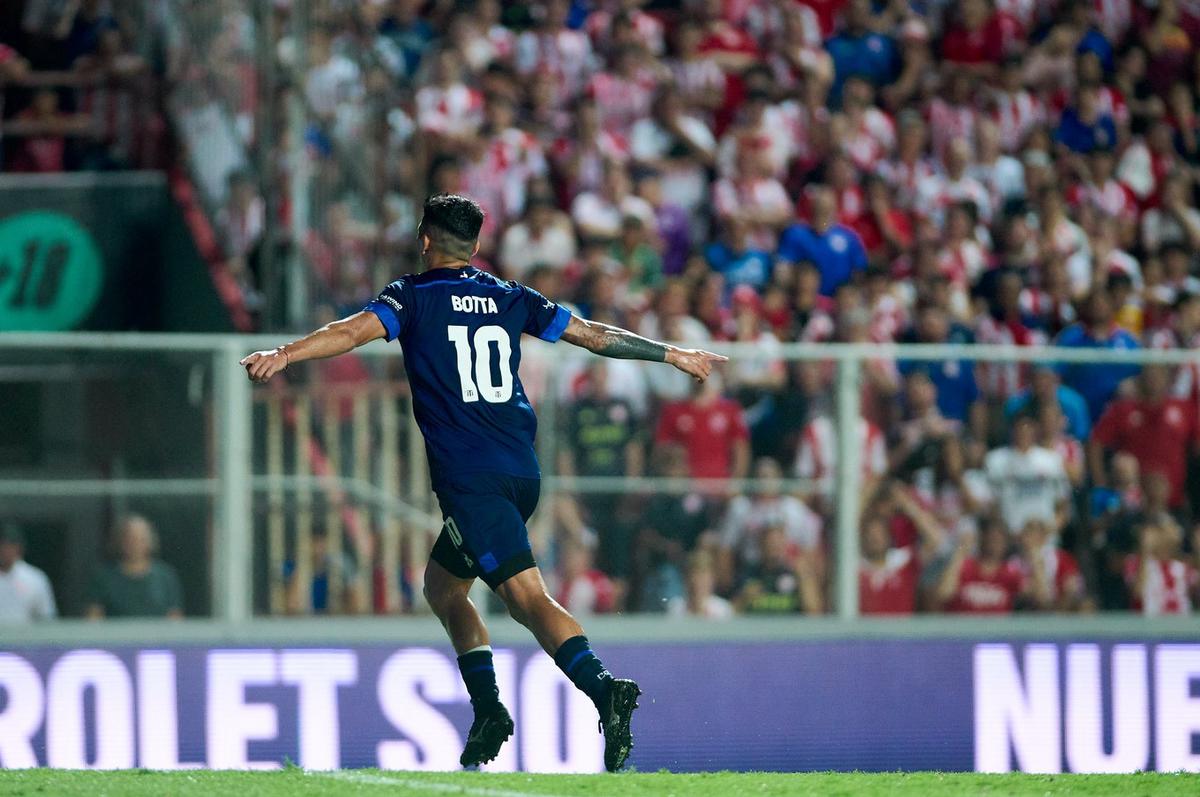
left=0, top=210, right=103, bottom=331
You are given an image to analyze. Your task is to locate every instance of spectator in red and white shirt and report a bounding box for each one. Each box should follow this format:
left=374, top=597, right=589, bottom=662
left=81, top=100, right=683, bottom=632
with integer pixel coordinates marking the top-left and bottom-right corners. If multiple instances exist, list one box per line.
left=970, top=118, right=1026, bottom=208
left=1124, top=519, right=1197, bottom=615
left=696, top=0, right=761, bottom=78
left=716, top=87, right=797, bottom=180
left=554, top=539, right=617, bottom=616
left=824, top=153, right=867, bottom=230
left=1038, top=186, right=1093, bottom=298
left=587, top=44, right=659, bottom=136
left=415, top=47, right=483, bottom=142
left=446, top=10, right=510, bottom=74
left=863, top=264, right=908, bottom=340
left=927, top=72, right=980, bottom=162
left=1066, top=148, right=1138, bottom=242
left=571, top=159, right=655, bottom=241
left=468, top=92, right=548, bottom=227
left=975, top=269, right=1047, bottom=399
left=655, top=373, right=751, bottom=483
left=1011, top=518, right=1087, bottom=611
left=304, top=27, right=362, bottom=122
left=719, top=457, right=824, bottom=590
left=1091, top=365, right=1200, bottom=509
left=665, top=18, right=726, bottom=119
left=711, top=144, right=793, bottom=252
left=916, top=137, right=994, bottom=226
left=795, top=412, right=887, bottom=511
left=630, top=89, right=717, bottom=220
left=876, top=111, right=937, bottom=210
left=989, top=56, right=1046, bottom=154
left=498, top=195, right=577, bottom=280
left=835, top=76, right=896, bottom=173
left=764, top=0, right=833, bottom=96
left=1118, top=121, right=1176, bottom=207
left=514, top=0, right=596, bottom=104
left=1149, top=292, right=1200, bottom=406
left=937, top=517, right=1024, bottom=614
left=859, top=483, right=945, bottom=615
left=936, top=201, right=990, bottom=292
left=551, top=98, right=630, bottom=198
left=668, top=550, right=734, bottom=620
left=1089, top=217, right=1143, bottom=295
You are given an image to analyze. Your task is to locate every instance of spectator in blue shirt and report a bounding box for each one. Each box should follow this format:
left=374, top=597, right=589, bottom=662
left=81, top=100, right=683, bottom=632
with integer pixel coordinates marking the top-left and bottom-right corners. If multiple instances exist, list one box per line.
left=1054, top=289, right=1140, bottom=422
left=705, top=217, right=774, bottom=295
left=1055, top=83, right=1117, bottom=154
left=897, top=302, right=980, bottom=423
left=378, top=2, right=435, bottom=78
left=778, top=185, right=868, bottom=297
left=1004, top=366, right=1092, bottom=440
left=826, top=0, right=900, bottom=104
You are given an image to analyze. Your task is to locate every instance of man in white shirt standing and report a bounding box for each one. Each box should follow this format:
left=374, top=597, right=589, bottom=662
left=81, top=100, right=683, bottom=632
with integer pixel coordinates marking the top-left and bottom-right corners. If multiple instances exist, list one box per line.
left=0, top=523, right=57, bottom=623
left=984, top=415, right=1070, bottom=535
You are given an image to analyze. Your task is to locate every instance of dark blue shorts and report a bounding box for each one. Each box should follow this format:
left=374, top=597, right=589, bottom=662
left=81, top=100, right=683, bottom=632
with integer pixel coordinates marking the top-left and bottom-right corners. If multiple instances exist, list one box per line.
left=429, top=472, right=541, bottom=590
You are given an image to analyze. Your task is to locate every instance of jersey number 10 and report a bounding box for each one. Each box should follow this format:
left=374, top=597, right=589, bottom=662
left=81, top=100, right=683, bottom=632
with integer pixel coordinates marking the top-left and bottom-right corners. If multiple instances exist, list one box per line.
left=448, top=324, right=514, bottom=403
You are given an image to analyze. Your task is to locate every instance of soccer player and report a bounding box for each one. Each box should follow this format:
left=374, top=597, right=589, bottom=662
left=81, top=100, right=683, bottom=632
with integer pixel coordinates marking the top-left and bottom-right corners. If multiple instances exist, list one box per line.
left=241, top=194, right=725, bottom=772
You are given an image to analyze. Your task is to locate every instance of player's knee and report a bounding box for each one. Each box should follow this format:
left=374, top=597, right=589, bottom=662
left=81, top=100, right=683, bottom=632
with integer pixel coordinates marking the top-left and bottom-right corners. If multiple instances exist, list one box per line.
left=423, top=566, right=463, bottom=616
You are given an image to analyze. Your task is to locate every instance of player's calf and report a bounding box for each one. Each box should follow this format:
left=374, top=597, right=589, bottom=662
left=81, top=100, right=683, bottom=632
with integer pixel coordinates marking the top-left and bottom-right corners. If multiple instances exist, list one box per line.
left=496, top=569, right=640, bottom=770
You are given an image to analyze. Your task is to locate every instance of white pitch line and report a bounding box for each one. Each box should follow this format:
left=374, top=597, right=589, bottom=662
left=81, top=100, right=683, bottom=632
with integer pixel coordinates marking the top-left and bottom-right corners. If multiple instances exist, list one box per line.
left=311, top=769, right=575, bottom=797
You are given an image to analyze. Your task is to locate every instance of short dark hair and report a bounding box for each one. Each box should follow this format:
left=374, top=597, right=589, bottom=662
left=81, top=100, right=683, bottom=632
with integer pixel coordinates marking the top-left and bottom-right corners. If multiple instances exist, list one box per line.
left=419, top=194, right=485, bottom=260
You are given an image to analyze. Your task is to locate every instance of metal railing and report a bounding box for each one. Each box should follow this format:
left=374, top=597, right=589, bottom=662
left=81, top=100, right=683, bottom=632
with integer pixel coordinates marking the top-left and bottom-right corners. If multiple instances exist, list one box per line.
left=2, top=332, right=1198, bottom=622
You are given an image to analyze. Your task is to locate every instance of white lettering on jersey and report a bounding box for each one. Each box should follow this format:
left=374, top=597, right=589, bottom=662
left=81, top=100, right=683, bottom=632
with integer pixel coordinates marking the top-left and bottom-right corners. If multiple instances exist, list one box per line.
left=451, top=295, right=499, bottom=314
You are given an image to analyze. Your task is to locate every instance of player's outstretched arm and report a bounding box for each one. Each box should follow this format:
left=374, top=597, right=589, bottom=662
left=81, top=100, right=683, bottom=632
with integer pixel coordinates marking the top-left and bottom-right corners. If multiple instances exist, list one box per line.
left=558, top=314, right=727, bottom=382
left=240, top=311, right=386, bottom=383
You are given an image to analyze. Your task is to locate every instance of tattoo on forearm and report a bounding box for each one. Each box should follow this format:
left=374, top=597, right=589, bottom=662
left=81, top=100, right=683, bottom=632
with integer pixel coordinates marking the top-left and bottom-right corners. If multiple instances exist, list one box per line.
left=591, top=323, right=669, bottom=362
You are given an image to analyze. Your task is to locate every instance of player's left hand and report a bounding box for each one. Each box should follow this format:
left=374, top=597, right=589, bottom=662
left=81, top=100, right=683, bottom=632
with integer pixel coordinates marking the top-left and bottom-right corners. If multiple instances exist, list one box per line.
left=666, top=348, right=727, bottom=382
left=240, top=348, right=289, bottom=383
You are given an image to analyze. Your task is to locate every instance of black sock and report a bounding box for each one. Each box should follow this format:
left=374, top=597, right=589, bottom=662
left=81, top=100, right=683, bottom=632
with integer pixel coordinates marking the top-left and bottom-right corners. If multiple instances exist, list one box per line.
left=457, top=647, right=501, bottom=712
left=553, top=635, right=613, bottom=710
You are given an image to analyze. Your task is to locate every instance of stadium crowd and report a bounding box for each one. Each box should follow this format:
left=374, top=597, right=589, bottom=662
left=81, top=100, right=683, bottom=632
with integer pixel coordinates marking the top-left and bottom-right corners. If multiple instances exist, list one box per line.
left=4, top=0, right=1200, bottom=620
left=0, top=2, right=164, bottom=172
left=268, top=0, right=1200, bottom=619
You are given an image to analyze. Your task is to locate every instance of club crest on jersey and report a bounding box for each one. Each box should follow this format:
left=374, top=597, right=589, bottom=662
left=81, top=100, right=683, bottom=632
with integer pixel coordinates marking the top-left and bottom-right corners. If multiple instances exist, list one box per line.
left=451, top=295, right=499, bottom=314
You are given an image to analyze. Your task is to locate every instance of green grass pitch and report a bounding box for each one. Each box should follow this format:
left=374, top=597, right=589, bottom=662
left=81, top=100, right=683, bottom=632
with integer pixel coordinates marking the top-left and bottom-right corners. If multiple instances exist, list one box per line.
left=0, top=769, right=1197, bottom=796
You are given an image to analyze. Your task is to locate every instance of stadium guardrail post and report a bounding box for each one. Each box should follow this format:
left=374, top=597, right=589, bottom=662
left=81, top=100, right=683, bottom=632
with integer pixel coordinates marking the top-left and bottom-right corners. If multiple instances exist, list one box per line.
left=285, top=0, right=311, bottom=329
left=213, top=341, right=254, bottom=623
left=835, top=355, right=862, bottom=619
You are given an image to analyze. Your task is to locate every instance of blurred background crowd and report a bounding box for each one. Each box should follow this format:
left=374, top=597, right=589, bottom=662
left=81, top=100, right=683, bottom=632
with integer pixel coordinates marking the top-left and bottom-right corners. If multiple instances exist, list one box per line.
left=3, top=0, right=1200, bottom=621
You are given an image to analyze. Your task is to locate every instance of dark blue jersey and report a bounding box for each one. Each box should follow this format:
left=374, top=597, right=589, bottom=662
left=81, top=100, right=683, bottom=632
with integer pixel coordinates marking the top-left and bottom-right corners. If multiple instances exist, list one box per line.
left=364, top=266, right=571, bottom=488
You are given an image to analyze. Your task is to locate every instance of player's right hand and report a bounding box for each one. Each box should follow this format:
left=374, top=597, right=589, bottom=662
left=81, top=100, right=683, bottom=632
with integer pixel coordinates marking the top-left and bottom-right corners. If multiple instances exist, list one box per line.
left=240, top=348, right=289, bottom=383
left=667, top=348, right=728, bottom=382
